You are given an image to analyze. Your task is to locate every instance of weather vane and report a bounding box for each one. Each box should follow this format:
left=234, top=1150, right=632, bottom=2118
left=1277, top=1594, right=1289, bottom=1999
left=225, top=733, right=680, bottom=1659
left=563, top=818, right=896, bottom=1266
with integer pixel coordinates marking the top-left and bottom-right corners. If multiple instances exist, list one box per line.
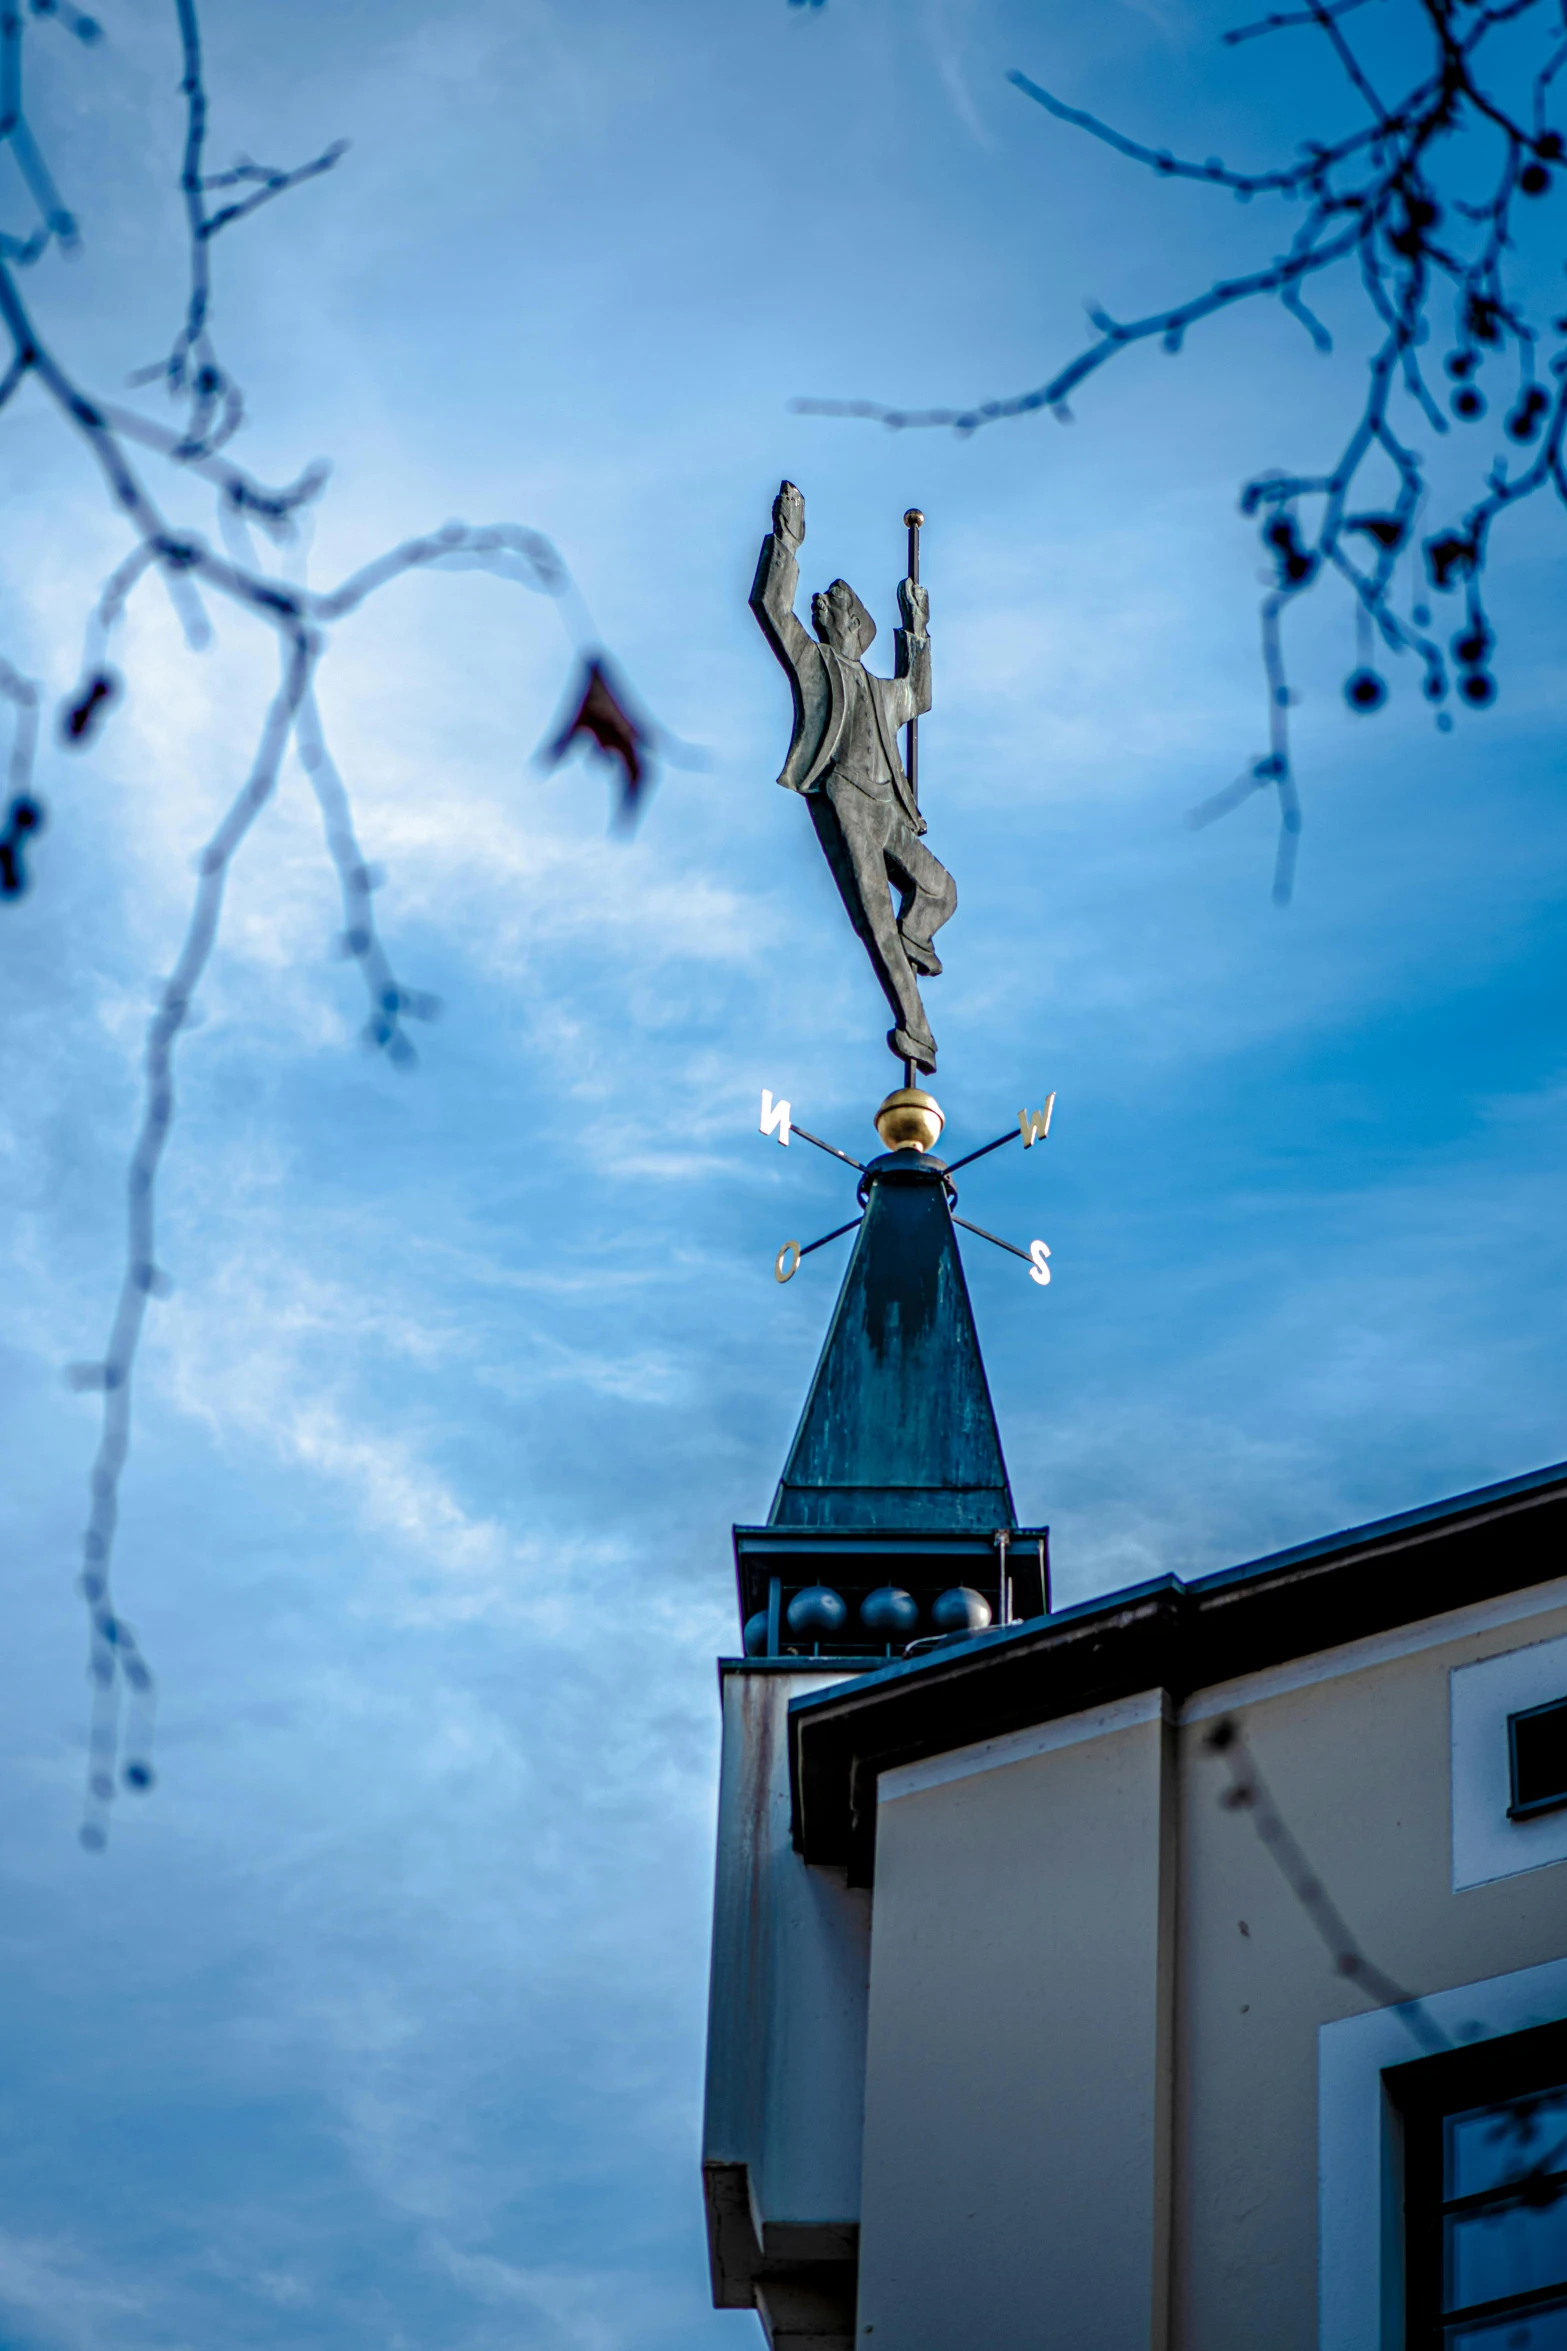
left=749, top=479, right=1058, bottom=1288
left=758, top=1083, right=1055, bottom=1285
left=751, top=481, right=951, bottom=1081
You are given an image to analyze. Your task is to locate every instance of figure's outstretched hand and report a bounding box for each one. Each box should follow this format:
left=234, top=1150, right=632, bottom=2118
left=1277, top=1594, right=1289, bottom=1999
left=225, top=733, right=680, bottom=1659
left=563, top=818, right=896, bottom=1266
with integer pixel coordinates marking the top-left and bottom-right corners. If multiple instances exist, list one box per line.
left=898, top=577, right=929, bottom=634
left=773, top=480, right=805, bottom=551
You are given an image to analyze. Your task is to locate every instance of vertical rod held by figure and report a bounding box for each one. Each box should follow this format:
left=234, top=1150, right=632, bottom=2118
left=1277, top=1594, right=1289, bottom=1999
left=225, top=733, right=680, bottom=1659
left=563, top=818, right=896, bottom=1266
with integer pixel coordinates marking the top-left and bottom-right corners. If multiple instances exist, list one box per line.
left=902, top=507, right=924, bottom=1099
left=903, top=507, right=923, bottom=804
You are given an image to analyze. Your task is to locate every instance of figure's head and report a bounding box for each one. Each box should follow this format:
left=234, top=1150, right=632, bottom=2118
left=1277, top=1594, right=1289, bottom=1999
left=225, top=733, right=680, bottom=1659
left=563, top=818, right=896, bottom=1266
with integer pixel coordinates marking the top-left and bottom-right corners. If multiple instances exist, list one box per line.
left=811, top=578, right=876, bottom=660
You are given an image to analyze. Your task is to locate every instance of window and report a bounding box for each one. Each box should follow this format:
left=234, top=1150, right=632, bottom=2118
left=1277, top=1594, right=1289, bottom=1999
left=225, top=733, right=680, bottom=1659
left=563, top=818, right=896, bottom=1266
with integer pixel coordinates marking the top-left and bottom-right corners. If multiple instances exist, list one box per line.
left=1510, top=1698, right=1567, bottom=1822
left=1451, top=1636, right=1567, bottom=1889
left=1393, top=2020, right=1567, bottom=2349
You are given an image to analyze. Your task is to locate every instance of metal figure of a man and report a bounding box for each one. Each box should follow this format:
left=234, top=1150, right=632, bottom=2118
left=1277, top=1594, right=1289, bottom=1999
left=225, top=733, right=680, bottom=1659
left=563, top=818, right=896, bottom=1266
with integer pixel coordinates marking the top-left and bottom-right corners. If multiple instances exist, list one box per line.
left=750, top=480, right=955, bottom=1073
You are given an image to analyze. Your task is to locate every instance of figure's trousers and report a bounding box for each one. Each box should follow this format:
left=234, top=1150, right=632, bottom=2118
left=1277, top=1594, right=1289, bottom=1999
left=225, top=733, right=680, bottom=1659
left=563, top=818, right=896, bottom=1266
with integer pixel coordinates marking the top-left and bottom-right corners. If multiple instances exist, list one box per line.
left=808, top=770, right=956, bottom=1066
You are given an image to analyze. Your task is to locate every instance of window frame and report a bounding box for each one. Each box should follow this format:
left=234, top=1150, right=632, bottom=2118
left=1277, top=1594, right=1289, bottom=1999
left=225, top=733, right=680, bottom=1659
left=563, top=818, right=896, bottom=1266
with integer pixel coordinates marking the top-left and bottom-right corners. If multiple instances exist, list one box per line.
left=1388, top=2017, right=1567, bottom=2348
left=1451, top=1633, right=1567, bottom=1891
left=1508, top=1695, right=1567, bottom=1823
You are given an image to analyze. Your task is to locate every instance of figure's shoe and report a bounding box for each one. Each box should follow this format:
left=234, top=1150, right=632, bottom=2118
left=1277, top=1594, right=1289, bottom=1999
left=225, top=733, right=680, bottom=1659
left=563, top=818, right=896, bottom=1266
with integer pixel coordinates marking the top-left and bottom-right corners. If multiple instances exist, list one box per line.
left=890, top=1023, right=937, bottom=1074
left=899, top=926, right=943, bottom=977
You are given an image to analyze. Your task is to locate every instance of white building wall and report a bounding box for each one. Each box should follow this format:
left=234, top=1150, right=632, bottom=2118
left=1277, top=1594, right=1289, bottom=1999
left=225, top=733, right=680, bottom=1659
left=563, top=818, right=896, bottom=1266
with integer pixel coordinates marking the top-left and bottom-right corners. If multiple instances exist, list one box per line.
left=855, top=1692, right=1177, bottom=2351
left=708, top=1580, right=1567, bottom=2348
left=850, top=1584, right=1567, bottom=2351
left=1173, top=1584, right=1567, bottom=2351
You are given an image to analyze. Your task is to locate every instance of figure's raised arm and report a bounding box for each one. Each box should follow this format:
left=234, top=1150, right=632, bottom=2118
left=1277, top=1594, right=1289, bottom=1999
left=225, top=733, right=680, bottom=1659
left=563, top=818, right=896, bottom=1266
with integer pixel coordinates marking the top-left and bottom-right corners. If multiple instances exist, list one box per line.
left=749, top=479, right=813, bottom=672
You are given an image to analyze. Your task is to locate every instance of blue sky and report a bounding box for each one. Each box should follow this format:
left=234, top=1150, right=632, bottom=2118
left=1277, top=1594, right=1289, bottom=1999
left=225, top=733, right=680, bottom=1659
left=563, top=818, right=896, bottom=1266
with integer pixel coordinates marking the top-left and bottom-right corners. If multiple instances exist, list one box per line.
left=3, top=0, right=1567, bottom=2343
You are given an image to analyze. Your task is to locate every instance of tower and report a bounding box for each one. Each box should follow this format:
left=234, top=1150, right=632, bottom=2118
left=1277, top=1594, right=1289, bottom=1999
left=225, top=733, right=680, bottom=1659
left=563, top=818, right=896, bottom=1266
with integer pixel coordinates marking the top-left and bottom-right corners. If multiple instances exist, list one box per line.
left=705, top=1087, right=1050, bottom=2351
left=704, top=486, right=1054, bottom=2348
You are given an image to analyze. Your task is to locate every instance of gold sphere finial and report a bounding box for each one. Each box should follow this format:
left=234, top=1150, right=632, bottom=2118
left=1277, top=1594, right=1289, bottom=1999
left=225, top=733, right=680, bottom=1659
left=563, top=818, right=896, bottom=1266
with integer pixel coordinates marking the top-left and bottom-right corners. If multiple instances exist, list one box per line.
left=874, top=1086, right=944, bottom=1155
left=903, top=508, right=925, bottom=529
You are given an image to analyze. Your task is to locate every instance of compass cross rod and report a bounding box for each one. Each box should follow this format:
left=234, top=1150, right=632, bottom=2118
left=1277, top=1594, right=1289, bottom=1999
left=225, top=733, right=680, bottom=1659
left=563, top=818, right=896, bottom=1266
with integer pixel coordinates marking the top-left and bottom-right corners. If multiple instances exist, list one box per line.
left=951, top=1214, right=1033, bottom=1263
left=943, top=1129, right=1018, bottom=1175
left=791, top=1124, right=866, bottom=1174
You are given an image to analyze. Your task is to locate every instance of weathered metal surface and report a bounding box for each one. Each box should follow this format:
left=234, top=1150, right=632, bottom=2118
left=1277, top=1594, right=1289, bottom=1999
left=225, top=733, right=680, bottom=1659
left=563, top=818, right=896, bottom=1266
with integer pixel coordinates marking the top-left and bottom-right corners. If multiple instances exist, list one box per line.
left=730, top=1526, right=1049, bottom=1652
left=750, top=480, right=952, bottom=1072
left=769, top=1152, right=1013, bottom=1534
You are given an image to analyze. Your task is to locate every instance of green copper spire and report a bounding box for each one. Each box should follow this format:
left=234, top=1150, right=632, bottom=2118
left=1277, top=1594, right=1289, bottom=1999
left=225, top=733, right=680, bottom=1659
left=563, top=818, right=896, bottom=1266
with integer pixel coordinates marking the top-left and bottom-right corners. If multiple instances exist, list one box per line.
left=769, top=1149, right=1014, bottom=1532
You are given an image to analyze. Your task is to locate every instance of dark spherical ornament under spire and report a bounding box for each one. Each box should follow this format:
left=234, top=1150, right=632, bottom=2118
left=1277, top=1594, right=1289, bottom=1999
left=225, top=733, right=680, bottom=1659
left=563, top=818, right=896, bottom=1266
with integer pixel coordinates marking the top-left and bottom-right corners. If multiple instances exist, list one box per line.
left=931, top=1586, right=993, bottom=1635
left=860, top=1585, right=919, bottom=1639
left=787, top=1585, right=848, bottom=1640
left=743, top=1611, right=771, bottom=1656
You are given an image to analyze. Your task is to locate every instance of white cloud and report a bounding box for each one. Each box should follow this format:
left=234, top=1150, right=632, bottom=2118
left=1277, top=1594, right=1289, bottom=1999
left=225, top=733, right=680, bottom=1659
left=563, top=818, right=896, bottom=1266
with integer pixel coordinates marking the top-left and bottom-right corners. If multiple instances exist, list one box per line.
left=0, top=2230, right=151, bottom=2351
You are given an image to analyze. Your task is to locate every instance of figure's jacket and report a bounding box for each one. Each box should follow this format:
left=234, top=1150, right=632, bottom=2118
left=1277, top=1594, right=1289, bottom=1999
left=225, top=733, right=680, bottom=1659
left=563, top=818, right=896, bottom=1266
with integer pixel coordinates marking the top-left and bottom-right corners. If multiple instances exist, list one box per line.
left=749, top=532, right=931, bottom=834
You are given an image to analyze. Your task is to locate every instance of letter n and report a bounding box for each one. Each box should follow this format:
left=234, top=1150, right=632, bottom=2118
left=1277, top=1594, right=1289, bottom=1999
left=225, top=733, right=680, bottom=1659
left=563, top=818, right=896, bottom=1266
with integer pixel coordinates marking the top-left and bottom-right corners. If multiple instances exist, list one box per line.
left=760, top=1090, right=792, bottom=1146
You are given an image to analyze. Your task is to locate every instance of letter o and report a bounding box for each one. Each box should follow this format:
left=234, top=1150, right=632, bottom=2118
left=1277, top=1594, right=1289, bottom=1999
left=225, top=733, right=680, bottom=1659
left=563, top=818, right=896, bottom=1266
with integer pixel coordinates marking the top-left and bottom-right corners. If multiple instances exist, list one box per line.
left=775, top=1240, right=801, bottom=1284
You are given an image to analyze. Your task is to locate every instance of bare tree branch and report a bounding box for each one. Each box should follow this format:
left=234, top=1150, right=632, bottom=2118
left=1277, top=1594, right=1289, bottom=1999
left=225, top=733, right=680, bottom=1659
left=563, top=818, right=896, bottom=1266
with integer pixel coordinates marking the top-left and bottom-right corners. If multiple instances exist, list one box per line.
left=796, top=0, right=1567, bottom=896
left=1, top=0, right=659, bottom=1843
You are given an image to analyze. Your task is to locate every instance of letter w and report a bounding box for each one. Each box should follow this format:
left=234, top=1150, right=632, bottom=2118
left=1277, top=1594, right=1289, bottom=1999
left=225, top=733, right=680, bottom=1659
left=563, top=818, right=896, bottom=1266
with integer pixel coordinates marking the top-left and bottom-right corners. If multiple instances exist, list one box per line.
left=760, top=1090, right=792, bottom=1146
left=1018, top=1093, right=1056, bottom=1148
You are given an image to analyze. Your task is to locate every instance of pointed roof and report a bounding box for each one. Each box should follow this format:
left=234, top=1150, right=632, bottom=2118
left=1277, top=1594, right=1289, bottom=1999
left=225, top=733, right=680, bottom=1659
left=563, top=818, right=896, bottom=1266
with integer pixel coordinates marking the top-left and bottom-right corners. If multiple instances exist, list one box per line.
left=769, top=1152, right=1014, bottom=1532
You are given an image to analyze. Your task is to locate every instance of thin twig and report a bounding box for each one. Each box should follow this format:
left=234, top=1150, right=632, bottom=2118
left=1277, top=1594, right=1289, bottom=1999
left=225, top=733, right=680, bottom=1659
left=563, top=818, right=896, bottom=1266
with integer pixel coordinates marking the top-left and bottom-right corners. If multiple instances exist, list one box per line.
left=799, top=0, right=1567, bottom=896
left=0, top=0, right=635, bottom=1844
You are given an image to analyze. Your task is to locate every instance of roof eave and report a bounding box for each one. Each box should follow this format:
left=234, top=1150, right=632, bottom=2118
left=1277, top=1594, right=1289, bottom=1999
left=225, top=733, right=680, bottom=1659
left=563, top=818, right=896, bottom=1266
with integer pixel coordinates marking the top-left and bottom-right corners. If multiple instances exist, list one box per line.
left=787, top=1461, right=1567, bottom=1878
